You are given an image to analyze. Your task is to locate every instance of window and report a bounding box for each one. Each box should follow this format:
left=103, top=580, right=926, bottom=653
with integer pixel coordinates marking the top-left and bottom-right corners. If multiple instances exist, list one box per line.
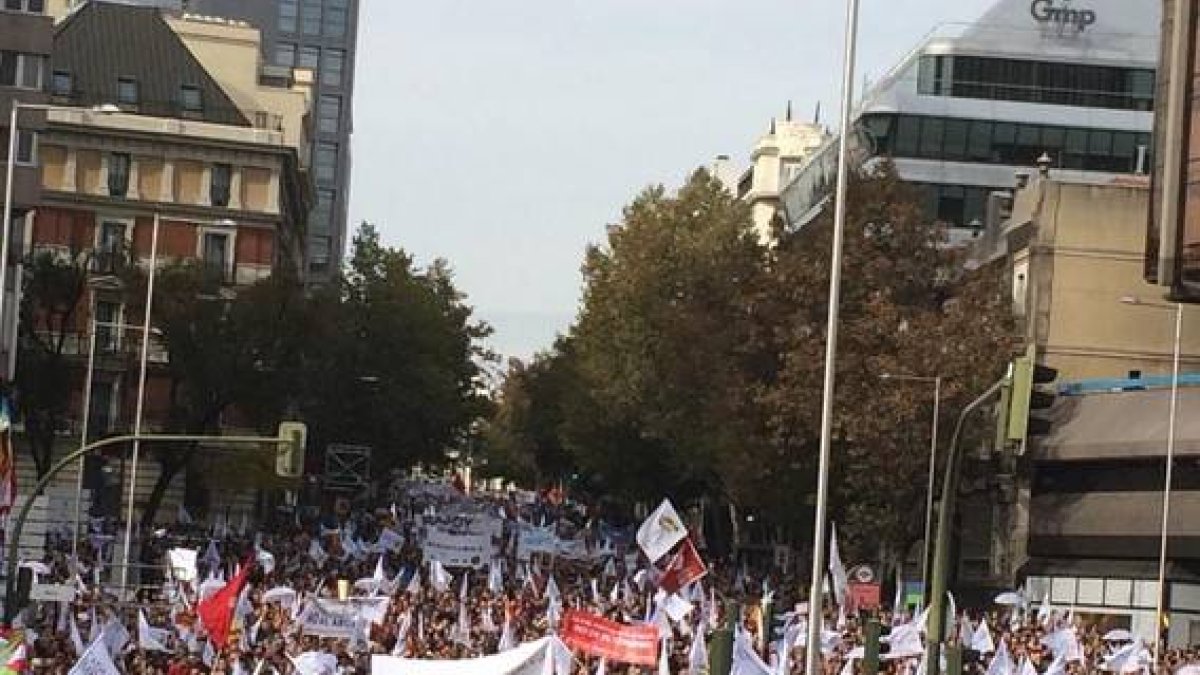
left=323, top=0, right=348, bottom=38
left=14, top=129, right=35, bottom=165
left=301, top=0, right=321, bottom=35
left=0, top=51, right=43, bottom=89
left=274, top=43, right=296, bottom=68
left=311, top=189, right=334, bottom=234
left=894, top=116, right=920, bottom=156
left=318, top=95, right=341, bottom=134
left=202, top=231, right=231, bottom=281
left=107, top=153, right=130, bottom=197
left=180, top=85, right=202, bottom=112
left=918, top=117, right=943, bottom=158
left=95, top=220, right=127, bottom=274
left=298, top=46, right=320, bottom=70
left=315, top=142, right=337, bottom=183
left=94, top=300, right=121, bottom=352
left=321, top=49, right=344, bottom=87
left=117, top=77, right=138, bottom=105
left=943, top=118, right=968, bottom=161
left=3, top=0, right=45, bottom=13
left=51, top=70, right=71, bottom=96
left=278, top=0, right=297, bottom=32
left=210, top=164, right=232, bottom=207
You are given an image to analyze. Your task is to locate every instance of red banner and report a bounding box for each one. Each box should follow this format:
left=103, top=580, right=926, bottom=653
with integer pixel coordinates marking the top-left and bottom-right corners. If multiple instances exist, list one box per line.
left=659, top=538, right=707, bottom=594
left=847, top=582, right=882, bottom=613
left=560, top=610, right=660, bottom=666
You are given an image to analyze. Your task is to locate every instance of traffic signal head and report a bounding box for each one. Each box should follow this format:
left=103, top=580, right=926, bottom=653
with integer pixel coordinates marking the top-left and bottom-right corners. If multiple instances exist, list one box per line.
left=276, top=421, right=307, bottom=478
left=1006, top=356, right=1059, bottom=443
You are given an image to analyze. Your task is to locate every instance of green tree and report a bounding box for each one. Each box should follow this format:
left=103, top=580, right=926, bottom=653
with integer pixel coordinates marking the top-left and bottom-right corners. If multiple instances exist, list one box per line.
left=566, top=169, right=767, bottom=501
left=16, top=249, right=93, bottom=477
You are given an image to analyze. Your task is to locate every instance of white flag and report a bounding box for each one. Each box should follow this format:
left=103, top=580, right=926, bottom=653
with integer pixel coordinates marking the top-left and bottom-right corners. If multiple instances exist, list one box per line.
left=488, top=561, right=504, bottom=594
left=636, top=499, right=687, bottom=563
left=430, top=560, right=452, bottom=592
left=1018, top=657, right=1038, bottom=675
left=828, top=524, right=849, bottom=609
left=69, top=636, right=121, bottom=675
left=68, top=613, right=85, bottom=657
left=972, top=619, right=996, bottom=654
left=986, top=639, right=1015, bottom=675
left=308, top=539, right=328, bottom=568
left=138, top=610, right=170, bottom=652
left=687, top=621, right=708, bottom=674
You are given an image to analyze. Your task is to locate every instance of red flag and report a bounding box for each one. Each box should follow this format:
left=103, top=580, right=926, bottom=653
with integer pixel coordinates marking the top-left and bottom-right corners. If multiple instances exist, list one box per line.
left=197, top=562, right=251, bottom=648
left=658, top=538, right=707, bottom=594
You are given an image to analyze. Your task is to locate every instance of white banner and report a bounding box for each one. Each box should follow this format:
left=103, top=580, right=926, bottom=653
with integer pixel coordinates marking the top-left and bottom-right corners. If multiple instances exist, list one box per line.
left=517, top=527, right=559, bottom=560
left=297, top=600, right=363, bottom=640
left=372, top=637, right=554, bottom=675
left=423, top=529, right=491, bottom=569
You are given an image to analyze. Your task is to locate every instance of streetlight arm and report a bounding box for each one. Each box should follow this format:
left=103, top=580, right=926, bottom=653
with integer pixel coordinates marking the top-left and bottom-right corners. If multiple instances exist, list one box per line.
left=926, top=376, right=1006, bottom=675
left=4, top=431, right=288, bottom=621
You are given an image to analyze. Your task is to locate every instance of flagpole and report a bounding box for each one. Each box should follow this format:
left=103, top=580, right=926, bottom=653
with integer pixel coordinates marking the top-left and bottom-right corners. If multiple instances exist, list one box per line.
left=804, top=0, right=860, bottom=672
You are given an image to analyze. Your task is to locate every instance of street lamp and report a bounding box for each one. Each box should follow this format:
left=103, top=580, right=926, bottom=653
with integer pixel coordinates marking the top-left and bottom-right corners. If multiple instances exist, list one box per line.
left=72, top=319, right=162, bottom=558
left=1120, top=296, right=1183, bottom=661
left=880, top=372, right=942, bottom=608
left=1, top=102, right=119, bottom=381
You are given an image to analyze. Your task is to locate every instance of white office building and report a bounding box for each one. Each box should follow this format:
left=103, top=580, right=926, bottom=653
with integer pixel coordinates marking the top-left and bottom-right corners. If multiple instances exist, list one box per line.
left=779, top=0, right=1159, bottom=241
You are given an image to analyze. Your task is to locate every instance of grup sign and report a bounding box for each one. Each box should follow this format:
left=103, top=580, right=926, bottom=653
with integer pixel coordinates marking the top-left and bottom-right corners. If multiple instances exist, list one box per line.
left=1030, top=0, right=1097, bottom=33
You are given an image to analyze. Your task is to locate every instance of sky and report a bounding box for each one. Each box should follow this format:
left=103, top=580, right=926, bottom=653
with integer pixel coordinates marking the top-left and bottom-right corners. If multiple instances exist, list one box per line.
left=348, top=0, right=997, bottom=362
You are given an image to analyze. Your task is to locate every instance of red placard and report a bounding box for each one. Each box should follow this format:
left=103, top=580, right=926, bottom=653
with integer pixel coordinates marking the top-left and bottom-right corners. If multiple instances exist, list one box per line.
left=659, top=538, right=708, bottom=594
left=560, top=610, right=660, bottom=666
left=847, top=582, right=882, bottom=613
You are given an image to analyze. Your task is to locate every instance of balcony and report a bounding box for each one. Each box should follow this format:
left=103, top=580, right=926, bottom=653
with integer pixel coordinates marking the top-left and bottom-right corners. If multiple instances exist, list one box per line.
left=30, top=330, right=168, bottom=364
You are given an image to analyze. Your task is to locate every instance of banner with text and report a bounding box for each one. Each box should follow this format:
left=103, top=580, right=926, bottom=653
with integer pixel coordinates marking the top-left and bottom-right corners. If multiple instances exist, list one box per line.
left=560, top=610, right=659, bottom=666
left=371, top=637, right=554, bottom=675
left=422, top=528, right=492, bottom=569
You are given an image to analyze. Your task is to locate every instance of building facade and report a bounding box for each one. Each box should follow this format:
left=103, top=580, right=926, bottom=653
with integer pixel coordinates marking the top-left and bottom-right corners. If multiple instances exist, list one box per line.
left=17, top=0, right=310, bottom=526
left=0, top=0, right=54, bottom=379
left=179, top=0, right=358, bottom=284
left=780, top=0, right=1159, bottom=243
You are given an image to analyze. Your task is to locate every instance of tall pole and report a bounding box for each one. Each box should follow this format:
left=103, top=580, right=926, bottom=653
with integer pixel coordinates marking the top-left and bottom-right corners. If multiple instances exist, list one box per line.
left=1153, top=303, right=1182, bottom=664
left=0, top=103, right=19, bottom=383
left=119, top=212, right=159, bottom=594
left=804, top=0, right=860, bottom=672
left=72, top=320, right=99, bottom=559
left=920, top=376, right=942, bottom=605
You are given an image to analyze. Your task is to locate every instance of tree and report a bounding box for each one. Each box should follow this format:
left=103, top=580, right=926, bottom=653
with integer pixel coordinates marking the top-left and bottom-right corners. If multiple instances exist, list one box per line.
left=564, top=169, right=768, bottom=501
left=16, top=249, right=93, bottom=477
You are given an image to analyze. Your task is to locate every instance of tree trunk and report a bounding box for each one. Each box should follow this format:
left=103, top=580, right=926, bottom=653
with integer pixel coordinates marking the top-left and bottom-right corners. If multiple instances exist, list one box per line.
left=138, top=446, right=192, bottom=529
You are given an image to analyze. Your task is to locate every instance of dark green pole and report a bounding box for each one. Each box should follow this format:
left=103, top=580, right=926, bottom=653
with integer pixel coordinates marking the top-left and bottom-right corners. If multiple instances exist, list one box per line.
left=709, top=600, right=738, bottom=675
left=945, top=643, right=963, bottom=675
left=3, top=432, right=285, bottom=622
left=863, top=617, right=882, bottom=675
left=926, top=378, right=1005, bottom=675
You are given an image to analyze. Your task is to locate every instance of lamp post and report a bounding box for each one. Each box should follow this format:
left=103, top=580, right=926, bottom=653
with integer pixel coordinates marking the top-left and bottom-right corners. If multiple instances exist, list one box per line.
left=72, top=319, right=160, bottom=558
left=118, top=212, right=160, bottom=596
left=1, top=102, right=119, bottom=381
left=880, top=373, right=942, bottom=606
left=1121, top=295, right=1183, bottom=662
left=804, top=0, right=861, bottom=671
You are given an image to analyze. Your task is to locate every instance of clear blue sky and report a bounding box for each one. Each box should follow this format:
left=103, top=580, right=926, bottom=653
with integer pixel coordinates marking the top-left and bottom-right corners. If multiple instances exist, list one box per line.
left=348, top=0, right=996, bottom=361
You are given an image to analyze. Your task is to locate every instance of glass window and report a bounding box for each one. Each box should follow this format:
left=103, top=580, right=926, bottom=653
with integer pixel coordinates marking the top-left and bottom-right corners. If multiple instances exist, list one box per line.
left=108, top=153, right=131, bottom=197
left=311, top=189, right=334, bottom=235
left=324, top=0, right=348, bottom=38
left=967, top=121, right=992, bottom=161
left=298, top=46, right=320, bottom=70
left=278, top=0, right=298, bottom=32
left=1089, top=130, right=1113, bottom=156
left=210, top=164, right=232, bottom=207
left=302, top=0, right=321, bottom=35
left=15, top=129, right=35, bottom=165
left=936, top=185, right=965, bottom=225
left=943, top=118, right=968, bottom=160
left=0, top=52, right=17, bottom=87
left=4, top=0, right=46, bottom=12
left=318, top=95, right=341, bottom=134
left=894, top=116, right=920, bottom=157
left=117, top=77, right=138, bottom=105
left=1064, top=128, right=1088, bottom=169
left=202, top=231, right=230, bottom=280
left=180, top=85, right=202, bottom=112
left=919, top=118, right=944, bottom=158
left=315, top=142, right=337, bottom=183
left=274, top=43, right=296, bottom=68
left=321, top=49, right=345, bottom=87
left=19, top=54, right=41, bottom=89
left=51, top=70, right=71, bottom=96
left=1, top=52, right=43, bottom=89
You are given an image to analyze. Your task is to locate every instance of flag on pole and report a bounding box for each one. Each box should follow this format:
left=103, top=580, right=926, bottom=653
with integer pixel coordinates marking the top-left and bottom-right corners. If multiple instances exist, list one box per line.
left=197, top=559, right=252, bottom=648
left=972, top=619, right=996, bottom=654
left=636, top=499, right=687, bottom=563
left=986, top=638, right=1015, bottom=675
left=687, top=621, right=708, bottom=674
left=828, top=524, right=849, bottom=609
left=68, top=637, right=120, bottom=675
left=137, top=610, right=170, bottom=652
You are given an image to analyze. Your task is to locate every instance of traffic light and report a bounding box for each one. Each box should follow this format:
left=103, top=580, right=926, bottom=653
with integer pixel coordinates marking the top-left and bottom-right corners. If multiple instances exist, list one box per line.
left=275, top=421, right=307, bottom=478
left=1007, top=356, right=1058, bottom=444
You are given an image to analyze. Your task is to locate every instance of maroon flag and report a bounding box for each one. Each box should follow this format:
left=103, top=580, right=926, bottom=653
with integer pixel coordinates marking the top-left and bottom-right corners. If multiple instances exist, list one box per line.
left=658, top=538, right=707, bottom=594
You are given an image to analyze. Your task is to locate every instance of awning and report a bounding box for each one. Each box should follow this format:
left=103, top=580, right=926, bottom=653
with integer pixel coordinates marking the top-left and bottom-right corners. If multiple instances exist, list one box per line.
left=1037, top=387, right=1200, bottom=460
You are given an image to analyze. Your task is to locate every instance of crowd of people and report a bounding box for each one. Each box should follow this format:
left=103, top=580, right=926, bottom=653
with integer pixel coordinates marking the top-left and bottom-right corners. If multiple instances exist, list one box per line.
left=4, top=478, right=1199, bottom=675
